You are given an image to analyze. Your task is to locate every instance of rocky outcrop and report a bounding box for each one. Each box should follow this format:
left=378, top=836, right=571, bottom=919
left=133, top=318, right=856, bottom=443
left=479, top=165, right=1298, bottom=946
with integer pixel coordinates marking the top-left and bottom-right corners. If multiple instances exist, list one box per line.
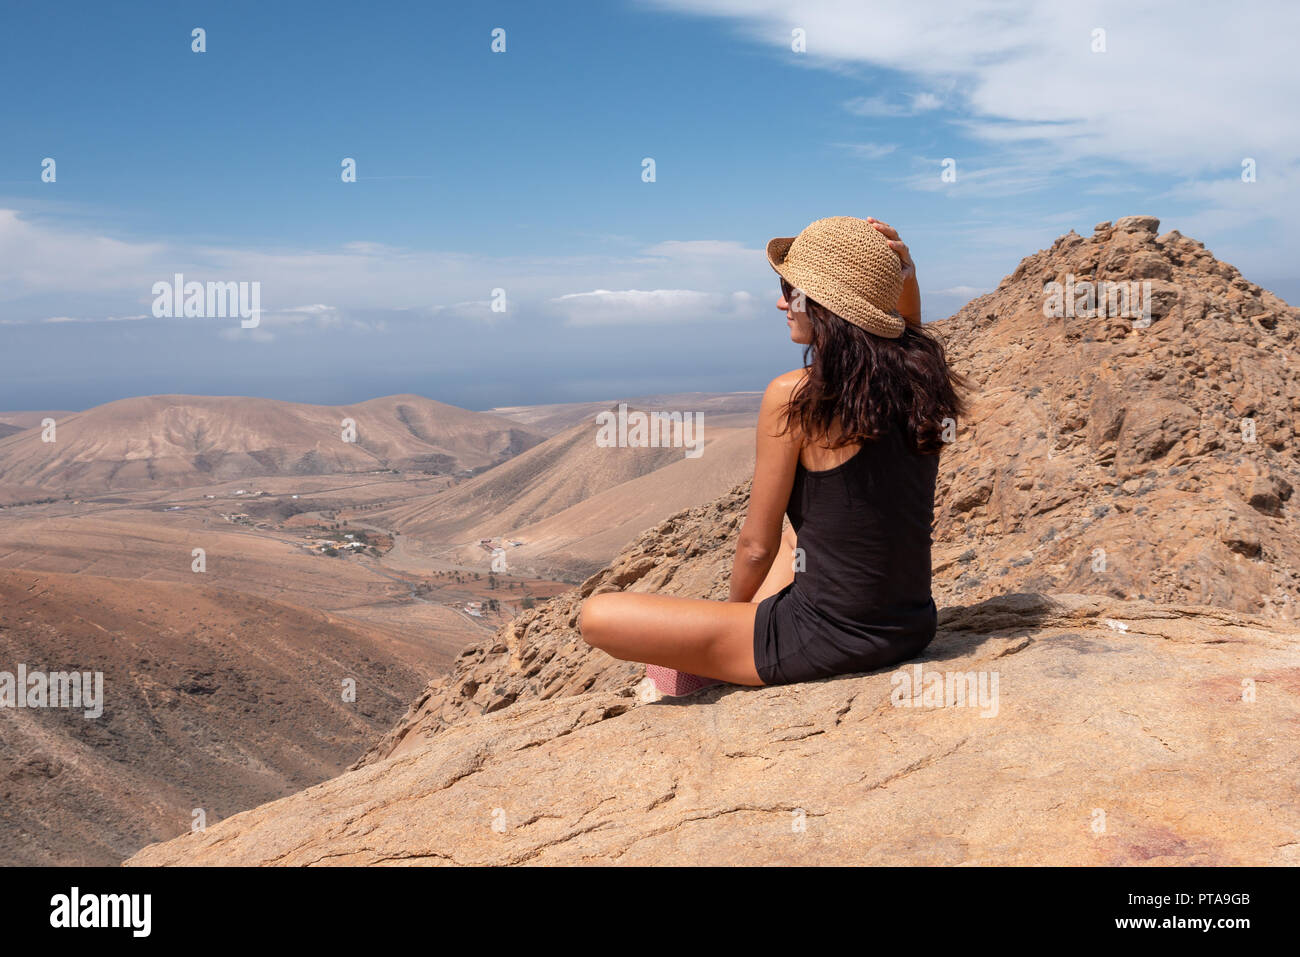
left=931, top=216, right=1300, bottom=619
left=129, top=593, right=1300, bottom=865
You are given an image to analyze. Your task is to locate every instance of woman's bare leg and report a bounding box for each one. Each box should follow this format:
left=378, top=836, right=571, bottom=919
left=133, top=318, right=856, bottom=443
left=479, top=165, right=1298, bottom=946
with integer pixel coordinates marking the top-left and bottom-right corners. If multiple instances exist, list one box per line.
left=578, top=527, right=797, bottom=686
left=579, top=593, right=763, bottom=685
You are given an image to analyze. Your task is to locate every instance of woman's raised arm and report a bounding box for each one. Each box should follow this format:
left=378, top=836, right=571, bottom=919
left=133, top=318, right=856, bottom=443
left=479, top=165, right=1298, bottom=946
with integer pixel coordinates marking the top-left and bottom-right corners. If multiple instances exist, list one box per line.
left=867, top=217, right=920, bottom=327
left=728, top=371, right=802, bottom=602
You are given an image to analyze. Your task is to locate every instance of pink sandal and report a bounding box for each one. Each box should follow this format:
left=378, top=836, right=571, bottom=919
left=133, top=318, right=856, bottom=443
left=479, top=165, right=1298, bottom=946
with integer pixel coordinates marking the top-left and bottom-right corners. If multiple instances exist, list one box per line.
left=645, top=664, right=723, bottom=697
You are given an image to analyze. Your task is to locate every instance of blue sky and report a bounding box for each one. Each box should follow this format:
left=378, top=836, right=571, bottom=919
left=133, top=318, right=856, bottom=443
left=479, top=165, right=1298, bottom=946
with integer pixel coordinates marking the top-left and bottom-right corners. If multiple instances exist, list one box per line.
left=2, top=0, right=1297, bottom=411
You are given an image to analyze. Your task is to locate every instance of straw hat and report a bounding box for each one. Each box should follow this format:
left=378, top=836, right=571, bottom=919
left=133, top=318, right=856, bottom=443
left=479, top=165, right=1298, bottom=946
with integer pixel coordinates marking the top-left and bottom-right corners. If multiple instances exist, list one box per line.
left=767, top=216, right=906, bottom=338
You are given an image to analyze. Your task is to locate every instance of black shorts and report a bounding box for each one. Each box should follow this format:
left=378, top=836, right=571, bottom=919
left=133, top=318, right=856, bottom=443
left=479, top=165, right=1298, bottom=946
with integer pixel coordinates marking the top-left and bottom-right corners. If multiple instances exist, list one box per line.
left=753, top=582, right=936, bottom=686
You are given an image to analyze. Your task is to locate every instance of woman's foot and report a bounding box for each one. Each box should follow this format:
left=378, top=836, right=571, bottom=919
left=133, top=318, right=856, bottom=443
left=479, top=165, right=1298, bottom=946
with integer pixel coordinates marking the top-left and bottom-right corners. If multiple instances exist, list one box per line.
left=646, top=664, right=723, bottom=697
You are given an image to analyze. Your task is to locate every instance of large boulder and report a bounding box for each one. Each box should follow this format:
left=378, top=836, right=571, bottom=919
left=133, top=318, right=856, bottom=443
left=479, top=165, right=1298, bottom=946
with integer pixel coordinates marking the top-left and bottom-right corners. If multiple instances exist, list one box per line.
left=128, top=593, right=1300, bottom=866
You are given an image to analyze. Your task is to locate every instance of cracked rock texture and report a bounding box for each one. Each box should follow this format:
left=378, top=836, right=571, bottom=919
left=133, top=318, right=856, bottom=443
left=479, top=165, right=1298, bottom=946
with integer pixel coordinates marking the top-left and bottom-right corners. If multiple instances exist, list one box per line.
left=129, top=593, right=1300, bottom=865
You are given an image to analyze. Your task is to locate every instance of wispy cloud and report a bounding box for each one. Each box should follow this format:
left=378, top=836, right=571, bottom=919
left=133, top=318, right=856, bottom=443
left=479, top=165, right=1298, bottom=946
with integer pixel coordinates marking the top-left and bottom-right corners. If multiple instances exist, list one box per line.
left=41, top=314, right=149, bottom=324
left=0, top=208, right=774, bottom=326
left=844, top=93, right=943, bottom=117
left=638, top=239, right=758, bottom=263
left=834, top=142, right=899, bottom=160
left=931, top=285, right=987, bottom=297
left=549, top=289, right=759, bottom=326
left=642, top=0, right=1300, bottom=232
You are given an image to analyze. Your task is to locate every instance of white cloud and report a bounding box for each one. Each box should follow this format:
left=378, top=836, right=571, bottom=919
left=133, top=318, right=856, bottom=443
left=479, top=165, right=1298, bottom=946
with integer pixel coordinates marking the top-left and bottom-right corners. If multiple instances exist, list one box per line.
left=844, top=93, right=942, bottom=117
left=41, top=314, right=148, bottom=324
left=911, top=92, right=943, bottom=112
left=0, top=313, right=149, bottom=326
left=641, top=0, right=1300, bottom=226
left=550, top=289, right=760, bottom=326
left=0, top=208, right=778, bottom=325
left=281, top=304, right=335, bottom=316
left=218, top=325, right=275, bottom=343
left=428, top=298, right=500, bottom=322
left=901, top=152, right=1062, bottom=197
left=835, top=142, right=899, bottom=160
left=639, top=239, right=758, bottom=262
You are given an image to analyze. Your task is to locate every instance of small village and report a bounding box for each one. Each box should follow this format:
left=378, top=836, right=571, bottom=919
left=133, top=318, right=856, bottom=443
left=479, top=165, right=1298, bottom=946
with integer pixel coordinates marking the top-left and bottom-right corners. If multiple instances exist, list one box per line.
left=208, top=490, right=545, bottom=628
left=302, top=527, right=387, bottom=558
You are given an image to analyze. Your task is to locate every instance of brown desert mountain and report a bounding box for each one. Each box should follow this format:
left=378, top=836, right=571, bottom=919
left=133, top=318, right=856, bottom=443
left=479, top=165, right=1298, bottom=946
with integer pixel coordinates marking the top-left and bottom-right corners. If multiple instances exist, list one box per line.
left=488, top=392, right=763, bottom=435
left=0, top=394, right=543, bottom=493
left=0, top=569, right=426, bottom=866
left=127, top=216, right=1300, bottom=866
left=0, top=411, right=75, bottom=438
left=378, top=412, right=756, bottom=579
left=0, top=413, right=75, bottom=478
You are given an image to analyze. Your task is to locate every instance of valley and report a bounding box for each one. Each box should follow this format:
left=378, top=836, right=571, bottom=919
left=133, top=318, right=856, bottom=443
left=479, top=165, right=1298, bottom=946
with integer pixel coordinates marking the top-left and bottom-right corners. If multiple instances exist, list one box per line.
left=0, top=390, right=761, bottom=863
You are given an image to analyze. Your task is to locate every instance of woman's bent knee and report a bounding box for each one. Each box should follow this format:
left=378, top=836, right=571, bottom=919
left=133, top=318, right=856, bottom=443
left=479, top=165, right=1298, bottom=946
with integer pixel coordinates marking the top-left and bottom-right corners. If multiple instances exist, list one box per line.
left=579, top=593, right=642, bottom=662
left=578, top=592, right=616, bottom=650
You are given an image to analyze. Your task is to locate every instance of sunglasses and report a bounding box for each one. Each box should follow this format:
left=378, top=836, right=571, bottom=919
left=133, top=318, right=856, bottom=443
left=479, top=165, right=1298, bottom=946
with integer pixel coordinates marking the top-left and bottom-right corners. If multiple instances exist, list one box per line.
left=779, top=277, right=811, bottom=307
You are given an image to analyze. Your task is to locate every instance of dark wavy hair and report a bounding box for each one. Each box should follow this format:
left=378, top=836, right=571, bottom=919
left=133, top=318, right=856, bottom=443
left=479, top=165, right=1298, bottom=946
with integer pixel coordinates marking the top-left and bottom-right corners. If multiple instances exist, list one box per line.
left=778, top=279, right=972, bottom=455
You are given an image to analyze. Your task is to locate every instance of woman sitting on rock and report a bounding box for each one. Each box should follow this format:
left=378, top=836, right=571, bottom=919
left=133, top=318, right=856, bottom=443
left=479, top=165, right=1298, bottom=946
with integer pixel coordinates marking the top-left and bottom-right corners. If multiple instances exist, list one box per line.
left=580, top=216, right=970, bottom=692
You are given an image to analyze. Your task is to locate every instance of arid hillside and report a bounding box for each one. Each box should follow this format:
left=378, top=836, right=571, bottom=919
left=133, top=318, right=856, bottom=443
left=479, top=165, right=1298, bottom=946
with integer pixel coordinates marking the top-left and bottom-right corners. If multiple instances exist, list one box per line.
left=0, top=413, right=75, bottom=491
left=378, top=412, right=756, bottom=579
left=488, top=392, right=764, bottom=435
left=0, top=569, right=429, bottom=866
left=0, top=411, right=75, bottom=434
left=0, top=394, right=542, bottom=493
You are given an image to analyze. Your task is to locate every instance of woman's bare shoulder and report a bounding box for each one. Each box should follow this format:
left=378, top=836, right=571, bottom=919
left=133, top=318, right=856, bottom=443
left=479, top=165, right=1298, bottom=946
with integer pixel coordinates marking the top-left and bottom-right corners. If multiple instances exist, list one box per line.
left=758, top=369, right=809, bottom=445
left=763, top=367, right=809, bottom=402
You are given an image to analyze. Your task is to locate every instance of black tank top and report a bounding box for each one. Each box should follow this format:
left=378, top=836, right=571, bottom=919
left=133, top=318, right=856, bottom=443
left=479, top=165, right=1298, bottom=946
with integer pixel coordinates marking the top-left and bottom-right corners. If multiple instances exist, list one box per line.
left=786, top=425, right=939, bottom=637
